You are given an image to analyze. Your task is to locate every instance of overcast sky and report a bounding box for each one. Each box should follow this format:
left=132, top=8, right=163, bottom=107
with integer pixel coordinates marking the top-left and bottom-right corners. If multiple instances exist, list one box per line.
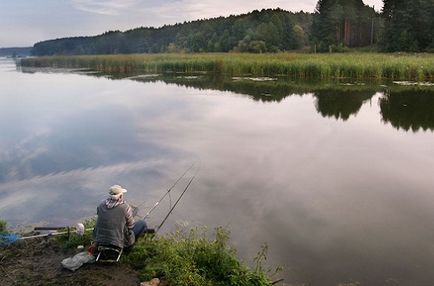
left=0, top=0, right=383, bottom=47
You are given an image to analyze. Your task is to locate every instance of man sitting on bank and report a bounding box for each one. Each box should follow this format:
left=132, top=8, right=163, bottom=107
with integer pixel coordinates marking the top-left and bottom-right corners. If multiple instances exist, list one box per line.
left=93, top=185, right=147, bottom=250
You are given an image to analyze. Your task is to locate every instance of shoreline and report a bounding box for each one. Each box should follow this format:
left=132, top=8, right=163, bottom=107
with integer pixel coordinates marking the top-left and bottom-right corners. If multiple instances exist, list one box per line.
left=1, top=223, right=275, bottom=286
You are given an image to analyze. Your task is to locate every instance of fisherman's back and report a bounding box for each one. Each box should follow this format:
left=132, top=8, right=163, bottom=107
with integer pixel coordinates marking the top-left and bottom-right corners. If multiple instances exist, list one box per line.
left=94, top=202, right=130, bottom=248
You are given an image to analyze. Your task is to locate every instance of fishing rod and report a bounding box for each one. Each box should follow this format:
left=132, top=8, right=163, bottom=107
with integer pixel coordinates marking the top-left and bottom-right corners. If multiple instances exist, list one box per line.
left=134, top=163, right=195, bottom=219
left=18, top=230, right=74, bottom=240
left=0, top=223, right=90, bottom=246
left=156, top=174, right=196, bottom=232
left=25, top=223, right=91, bottom=239
left=271, top=278, right=284, bottom=285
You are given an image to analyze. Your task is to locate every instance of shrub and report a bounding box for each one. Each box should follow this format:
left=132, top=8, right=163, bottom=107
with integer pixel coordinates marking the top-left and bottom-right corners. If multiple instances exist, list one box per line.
left=126, top=227, right=273, bottom=286
left=0, top=219, right=10, bottom=247
left=0, top=219, right=7, bottom=233
left=56, top=218, right=96, bottom=249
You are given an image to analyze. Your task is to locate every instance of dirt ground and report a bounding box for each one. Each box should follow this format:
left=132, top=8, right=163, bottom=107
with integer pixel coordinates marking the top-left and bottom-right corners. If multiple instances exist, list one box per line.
left=0, top=238, right=141, bottom=286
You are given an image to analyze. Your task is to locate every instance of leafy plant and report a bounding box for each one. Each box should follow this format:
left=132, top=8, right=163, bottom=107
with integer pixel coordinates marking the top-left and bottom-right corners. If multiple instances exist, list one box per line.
left=0, top=219, right=6, bottom=233
left=56, top=218, right=96, bottom=249
left=126, top=227, right=273, bottom=286
left=0, top=219, right=11, bottom=247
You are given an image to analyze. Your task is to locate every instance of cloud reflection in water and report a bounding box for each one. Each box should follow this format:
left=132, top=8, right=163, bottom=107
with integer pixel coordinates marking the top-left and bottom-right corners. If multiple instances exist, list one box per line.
left=2, top=61, right=434, bottom=285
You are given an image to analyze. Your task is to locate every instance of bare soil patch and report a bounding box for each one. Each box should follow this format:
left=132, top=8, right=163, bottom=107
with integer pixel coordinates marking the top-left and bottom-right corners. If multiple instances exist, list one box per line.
left=0, top=238, right=140, bottom=286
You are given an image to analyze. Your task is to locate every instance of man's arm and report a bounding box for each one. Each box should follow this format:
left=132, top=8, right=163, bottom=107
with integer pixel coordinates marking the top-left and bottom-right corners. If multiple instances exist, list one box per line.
left=125, top=205, right=135, bottom=229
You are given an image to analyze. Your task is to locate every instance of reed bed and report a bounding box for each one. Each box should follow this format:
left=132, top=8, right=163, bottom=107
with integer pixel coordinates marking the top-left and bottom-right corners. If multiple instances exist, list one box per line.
left=20, top=53, right=434, bottom=81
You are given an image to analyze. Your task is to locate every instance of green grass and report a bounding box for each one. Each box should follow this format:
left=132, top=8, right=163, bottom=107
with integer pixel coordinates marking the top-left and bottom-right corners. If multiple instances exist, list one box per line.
left=126, top=227, right=274, bottom=286
left=20, top=52, right=434, bottom=81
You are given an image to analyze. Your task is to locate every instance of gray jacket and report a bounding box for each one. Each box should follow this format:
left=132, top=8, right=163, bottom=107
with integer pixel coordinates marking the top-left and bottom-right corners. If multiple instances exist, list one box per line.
left=93, top=202, right=135, bottom=248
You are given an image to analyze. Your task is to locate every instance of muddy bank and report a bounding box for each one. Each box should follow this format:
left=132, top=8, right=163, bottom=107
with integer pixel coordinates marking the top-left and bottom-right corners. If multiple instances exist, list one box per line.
left=0, top=238, right=140, bottom=286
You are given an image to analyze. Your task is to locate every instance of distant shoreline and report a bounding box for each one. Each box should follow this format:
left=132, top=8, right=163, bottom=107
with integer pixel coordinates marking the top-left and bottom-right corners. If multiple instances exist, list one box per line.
left=0, top=47, right=32, bottom=57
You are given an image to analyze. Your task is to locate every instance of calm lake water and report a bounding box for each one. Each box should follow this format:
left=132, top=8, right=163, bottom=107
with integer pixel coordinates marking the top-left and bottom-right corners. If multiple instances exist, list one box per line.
left=1, top=57, right=434, bottom=285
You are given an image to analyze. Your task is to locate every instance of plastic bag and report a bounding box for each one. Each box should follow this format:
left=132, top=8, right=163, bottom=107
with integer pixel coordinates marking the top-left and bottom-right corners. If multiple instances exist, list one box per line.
left=61, top=251, right=95, bottom=271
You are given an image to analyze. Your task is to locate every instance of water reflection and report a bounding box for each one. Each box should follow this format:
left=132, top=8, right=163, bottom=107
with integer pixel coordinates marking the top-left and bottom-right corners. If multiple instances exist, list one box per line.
left=130, top=74, right=434, bottom=128
left=21, top=67, right=434, bottom=130
left=4, top=60, right=434, bottom=286
left=129, top=73, right=379, bottom=103
left=314, top=90, right=375, bottom=121
left=110, top=73, right=434, bottom=129
left=379, top=88, right=434, bottom=132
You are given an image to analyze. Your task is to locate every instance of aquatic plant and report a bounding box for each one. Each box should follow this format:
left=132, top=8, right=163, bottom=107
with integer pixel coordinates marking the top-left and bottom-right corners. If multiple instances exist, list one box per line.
left=20, top=53, right=434, bottom=81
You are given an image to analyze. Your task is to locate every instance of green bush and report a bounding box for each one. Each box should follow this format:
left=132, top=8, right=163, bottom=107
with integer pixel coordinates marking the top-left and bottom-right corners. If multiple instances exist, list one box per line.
left=126, top=227, right=273, bottom=286
left=56, top=218, right=96, bottom=249
left=0, top=219, right=7, bottom=233
left=0, top=219, right=9, bottom=247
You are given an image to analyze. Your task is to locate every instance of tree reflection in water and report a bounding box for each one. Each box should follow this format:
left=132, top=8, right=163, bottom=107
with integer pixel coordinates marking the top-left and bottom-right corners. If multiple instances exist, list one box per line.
left=314, top=90, right=375, bottom=121
left=379, top=88, right=434, bottom=132
left=133, top=74, right=379, bottom=121
left=21, top=67, right=434, bottom=131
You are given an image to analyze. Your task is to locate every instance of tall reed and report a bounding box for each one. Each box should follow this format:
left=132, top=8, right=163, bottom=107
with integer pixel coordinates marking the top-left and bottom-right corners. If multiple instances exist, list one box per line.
left=20, top=53, right=434, bottom=81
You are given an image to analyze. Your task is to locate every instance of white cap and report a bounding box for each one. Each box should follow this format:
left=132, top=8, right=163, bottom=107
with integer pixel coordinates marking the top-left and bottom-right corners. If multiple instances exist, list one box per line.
left=109, top=184, right=127, bottom=195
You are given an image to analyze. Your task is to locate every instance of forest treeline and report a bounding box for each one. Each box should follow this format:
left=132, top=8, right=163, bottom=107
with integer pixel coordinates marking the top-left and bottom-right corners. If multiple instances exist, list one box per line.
left=33, top=9, right=312, bottom=56
left=312, top=0, right=433, bottom=52
left=32, top=0, right=433, bottom=56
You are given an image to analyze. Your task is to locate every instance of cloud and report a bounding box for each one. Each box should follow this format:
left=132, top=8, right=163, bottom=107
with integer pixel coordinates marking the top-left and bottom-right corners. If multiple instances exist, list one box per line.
left=71, top=0, right=140, bottom=15
left=146, top=0, right=316, bottom=22
left=0, top=158, right=170, bottom=223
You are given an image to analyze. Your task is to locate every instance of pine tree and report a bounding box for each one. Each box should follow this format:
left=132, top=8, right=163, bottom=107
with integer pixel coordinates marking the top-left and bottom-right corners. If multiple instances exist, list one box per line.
left=381, top=0, right=433, bottom=51
left=311, top=0, right=377, bottom=51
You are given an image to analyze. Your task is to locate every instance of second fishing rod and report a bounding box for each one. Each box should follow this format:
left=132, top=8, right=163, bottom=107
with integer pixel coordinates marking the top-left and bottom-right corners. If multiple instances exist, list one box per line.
left=143, top=166, right=198, bottom=233
left=156, top=173, right=196, bottom=232
left=133, top=163, right=196, bottom=221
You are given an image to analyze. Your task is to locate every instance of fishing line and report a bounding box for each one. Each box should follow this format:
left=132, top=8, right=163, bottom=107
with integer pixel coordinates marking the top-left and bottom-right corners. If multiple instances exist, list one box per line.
left=135, top=163, right=195, bottom=219
left=168, top=191, right=172, bottom=213
left=156, top=173, right=196, bottom=232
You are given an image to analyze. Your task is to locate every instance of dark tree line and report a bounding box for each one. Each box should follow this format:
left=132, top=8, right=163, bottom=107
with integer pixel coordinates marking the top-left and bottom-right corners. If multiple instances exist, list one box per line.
left=31, top=1, right=433, bottom=56
left=32, top=9, right=312, bottom=56
left=0, top=47, right=32, bottom=57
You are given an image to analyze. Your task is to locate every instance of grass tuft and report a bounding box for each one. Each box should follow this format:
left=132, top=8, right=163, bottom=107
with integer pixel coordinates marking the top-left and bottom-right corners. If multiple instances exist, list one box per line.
left=0, top=219, right=7, bottom=233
